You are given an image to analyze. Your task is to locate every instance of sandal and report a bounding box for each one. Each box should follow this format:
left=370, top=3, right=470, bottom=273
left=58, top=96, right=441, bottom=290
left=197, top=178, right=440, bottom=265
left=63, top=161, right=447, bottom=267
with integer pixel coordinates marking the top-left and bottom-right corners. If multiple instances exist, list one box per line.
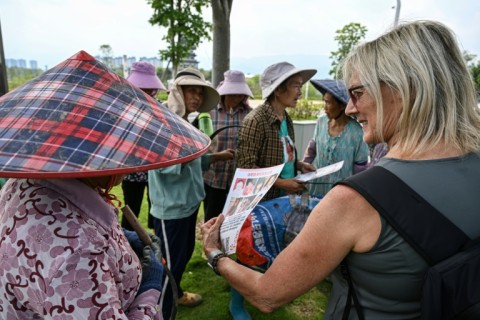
left=178, top=292, right=203, bottom=307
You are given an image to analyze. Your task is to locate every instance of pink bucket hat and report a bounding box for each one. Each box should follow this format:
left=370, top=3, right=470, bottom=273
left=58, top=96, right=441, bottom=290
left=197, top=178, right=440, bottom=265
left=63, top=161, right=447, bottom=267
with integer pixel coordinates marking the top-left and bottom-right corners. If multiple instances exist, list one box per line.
left=127, top=61, right=166, bottom=90
left=217, top=70, right=253, bottom=98
left=0, top=51, right=209, bottom=178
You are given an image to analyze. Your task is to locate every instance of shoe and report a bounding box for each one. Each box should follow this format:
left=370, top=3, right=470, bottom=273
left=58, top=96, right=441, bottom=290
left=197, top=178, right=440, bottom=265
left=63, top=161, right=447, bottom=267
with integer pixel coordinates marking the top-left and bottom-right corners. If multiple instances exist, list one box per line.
left=177, top=292, right=203, bottom=307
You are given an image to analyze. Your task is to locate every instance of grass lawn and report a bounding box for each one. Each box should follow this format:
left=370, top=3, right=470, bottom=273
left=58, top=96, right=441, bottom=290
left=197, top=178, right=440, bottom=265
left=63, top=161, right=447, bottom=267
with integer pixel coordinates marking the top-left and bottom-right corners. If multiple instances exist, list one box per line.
left=112, top=185, right=331, bottom=319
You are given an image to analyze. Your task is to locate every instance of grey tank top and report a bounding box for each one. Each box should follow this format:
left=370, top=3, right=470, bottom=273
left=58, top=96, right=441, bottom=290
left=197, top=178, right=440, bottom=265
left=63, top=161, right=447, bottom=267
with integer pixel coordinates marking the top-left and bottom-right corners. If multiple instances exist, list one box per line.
left=323, top=152, right=480, bottom=320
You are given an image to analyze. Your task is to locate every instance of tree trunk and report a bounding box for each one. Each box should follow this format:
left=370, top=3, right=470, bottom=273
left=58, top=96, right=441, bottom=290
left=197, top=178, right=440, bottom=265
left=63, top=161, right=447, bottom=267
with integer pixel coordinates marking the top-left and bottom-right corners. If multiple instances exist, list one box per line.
left=0, top=20, right=9, bottom=96
left=211, top=0, right=233, bottom=87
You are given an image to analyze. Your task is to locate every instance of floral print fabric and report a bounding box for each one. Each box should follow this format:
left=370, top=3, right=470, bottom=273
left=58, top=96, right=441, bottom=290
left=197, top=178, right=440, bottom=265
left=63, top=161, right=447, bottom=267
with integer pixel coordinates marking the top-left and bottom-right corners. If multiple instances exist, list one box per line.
left=0, top=178, right=160, bottom=319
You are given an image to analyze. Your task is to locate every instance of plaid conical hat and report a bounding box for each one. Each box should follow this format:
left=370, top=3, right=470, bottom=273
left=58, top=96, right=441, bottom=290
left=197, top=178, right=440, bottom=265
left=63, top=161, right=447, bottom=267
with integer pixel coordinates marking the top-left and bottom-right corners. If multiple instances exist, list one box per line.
left=0, top=51, right=210, bottom=178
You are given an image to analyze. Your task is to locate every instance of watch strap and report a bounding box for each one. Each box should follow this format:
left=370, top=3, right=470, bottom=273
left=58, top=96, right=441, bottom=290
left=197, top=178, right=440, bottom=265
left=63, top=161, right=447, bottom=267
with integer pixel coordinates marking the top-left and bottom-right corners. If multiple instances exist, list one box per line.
left=207, top=250, right=228, bottom=276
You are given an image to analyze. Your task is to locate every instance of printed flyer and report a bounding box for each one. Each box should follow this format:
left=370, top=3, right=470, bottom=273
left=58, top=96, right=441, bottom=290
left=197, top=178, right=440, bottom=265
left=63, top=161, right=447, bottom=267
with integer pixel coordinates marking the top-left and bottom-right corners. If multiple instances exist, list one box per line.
left=220, top=164, right=284, bottom=254
left=219, top=160, right=344, bottom=254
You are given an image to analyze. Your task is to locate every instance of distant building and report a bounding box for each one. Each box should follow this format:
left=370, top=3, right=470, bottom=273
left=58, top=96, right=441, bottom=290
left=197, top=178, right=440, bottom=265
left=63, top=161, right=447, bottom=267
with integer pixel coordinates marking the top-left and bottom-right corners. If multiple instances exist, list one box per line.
left=5, top=58, right=38, bottom=69
left=139, top=56, right=162, bottom=69
left=127, top=57, right=136, bottom=67
left=178, top=49, right=199, bottom=70
left=29, top=60, right=38, bottom=69
left=112, top=56, right=124, bottom=68
left=7, top=55, right=164, bottom=72
left=5, top=59, right=16, bottom=67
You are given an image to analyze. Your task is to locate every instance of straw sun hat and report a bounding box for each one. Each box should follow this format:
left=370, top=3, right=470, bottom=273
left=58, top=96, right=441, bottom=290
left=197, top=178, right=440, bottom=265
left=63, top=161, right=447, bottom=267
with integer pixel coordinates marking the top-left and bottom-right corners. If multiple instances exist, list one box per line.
left=0, top=51, right=210, bottom=178
left=167, top=68, right=220, bottom=117
left=260, top=61, right=317, bottom=99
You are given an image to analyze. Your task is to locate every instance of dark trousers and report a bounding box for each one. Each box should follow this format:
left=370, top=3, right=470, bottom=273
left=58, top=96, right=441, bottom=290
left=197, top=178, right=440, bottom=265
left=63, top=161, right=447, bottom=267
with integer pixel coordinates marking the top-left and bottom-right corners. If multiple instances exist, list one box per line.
left=153, top=207, right=199, bottom=319
left=203, top=183, right=229, bottom=222
left=121, top=180, right=153, bottom=229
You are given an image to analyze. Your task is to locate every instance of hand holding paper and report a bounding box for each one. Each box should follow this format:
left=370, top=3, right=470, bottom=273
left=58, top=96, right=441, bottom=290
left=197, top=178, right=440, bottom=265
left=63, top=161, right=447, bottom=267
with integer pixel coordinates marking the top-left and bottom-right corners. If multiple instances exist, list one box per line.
left=294, top=161, right=344, bottom=182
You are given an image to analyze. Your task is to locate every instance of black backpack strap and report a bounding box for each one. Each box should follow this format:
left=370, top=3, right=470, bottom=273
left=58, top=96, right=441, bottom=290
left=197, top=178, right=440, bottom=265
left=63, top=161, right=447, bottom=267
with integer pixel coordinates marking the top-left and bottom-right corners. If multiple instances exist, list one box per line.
left=340, top=261, right=365, bottom=320
left=338, top=166, right=470, bottom=265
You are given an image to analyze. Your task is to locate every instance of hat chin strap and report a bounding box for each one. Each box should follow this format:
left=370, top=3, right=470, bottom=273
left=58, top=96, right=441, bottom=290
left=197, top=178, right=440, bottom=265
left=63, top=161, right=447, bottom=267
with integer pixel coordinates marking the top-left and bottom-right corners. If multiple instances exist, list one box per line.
left=99, top=175, right=122, bottom=207
left=81, top=175, right=123, bottom=207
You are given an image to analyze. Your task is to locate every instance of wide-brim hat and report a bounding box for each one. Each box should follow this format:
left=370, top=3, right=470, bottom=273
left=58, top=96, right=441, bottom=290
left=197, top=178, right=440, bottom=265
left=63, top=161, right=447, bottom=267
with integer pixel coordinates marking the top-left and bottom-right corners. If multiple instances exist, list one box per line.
left=217, top=70, right=253, bottom=98
left=127, top=61, right=166, bottom=90
left=310, top=79, right=349, bottom=105
left=0, top=51, right=210, bottom=178
left=260, top=62, right=317, bottom=99
left=173, top=68, right=219, bottom=113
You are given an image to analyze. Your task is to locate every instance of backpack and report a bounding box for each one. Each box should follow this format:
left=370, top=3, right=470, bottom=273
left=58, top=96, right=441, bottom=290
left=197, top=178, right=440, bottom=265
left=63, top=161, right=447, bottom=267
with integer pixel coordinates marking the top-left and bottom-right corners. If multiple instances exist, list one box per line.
left=337, top=166, right=480, bottom=320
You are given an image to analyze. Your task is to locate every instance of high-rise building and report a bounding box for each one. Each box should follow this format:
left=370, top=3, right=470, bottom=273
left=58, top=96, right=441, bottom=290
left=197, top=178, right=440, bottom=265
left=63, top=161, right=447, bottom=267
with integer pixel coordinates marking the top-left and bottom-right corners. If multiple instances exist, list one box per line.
left=139, top=56, right=162, bottom=69
left=5, top=59, right=16, bottom=68
left=17, top=59, right=26, bottom=68
left=29, top=60, right=38, bottom=69
left=112, top=56, right=124, bottom=68
left=5, top=58, right=39, bottom=69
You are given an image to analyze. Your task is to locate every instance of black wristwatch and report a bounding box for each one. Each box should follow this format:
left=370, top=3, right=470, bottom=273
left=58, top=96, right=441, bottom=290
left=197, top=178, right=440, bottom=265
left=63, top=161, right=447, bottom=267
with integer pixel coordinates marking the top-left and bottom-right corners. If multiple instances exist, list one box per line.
left=207, top=249, right=228, bottom=276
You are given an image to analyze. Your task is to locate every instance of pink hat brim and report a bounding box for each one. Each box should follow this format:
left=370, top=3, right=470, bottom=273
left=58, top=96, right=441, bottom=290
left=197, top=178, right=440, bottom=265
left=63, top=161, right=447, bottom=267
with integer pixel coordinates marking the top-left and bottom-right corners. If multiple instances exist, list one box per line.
left=127, top=72, right=166, bottom=90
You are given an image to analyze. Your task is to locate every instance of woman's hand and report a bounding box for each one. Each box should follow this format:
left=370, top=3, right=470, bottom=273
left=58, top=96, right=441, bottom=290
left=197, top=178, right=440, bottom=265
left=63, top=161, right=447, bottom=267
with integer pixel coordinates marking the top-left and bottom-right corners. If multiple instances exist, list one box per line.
left=211, top=149, right=235, bottom=162
left=275, top=178, right=307, bottom=194
left=201, top=215, right=225, bottom=256
left=297, top=161, right=316, bottom=173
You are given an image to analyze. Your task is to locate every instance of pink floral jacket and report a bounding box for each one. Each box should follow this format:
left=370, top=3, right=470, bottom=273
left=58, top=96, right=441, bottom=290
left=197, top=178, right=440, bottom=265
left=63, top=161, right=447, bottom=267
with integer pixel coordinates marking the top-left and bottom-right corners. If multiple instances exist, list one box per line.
left=0, top=178, right=161, bottom=319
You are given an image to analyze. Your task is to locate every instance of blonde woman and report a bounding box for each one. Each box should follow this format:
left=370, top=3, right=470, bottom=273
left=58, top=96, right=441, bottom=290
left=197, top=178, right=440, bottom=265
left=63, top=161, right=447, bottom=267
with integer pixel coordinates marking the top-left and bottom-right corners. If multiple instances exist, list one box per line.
left=202, top=21, right=480, bottom=319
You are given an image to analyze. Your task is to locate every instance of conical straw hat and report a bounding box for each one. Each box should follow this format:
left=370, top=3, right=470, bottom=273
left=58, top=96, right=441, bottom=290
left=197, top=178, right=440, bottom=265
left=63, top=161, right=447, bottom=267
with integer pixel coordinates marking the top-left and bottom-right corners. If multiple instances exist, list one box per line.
left=0, top=50, right=210, bottom=178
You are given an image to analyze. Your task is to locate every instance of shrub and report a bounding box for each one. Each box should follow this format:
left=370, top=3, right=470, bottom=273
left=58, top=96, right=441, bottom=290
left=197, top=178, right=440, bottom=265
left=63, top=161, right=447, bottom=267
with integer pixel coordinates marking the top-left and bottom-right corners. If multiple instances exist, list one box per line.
left=287, top=99, right=324, bottom=120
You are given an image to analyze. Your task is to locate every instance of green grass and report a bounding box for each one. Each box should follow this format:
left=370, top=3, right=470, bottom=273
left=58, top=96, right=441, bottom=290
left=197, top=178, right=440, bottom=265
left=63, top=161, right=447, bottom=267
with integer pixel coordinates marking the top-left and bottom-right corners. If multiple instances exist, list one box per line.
left=112, top=185, right=331, bottom=319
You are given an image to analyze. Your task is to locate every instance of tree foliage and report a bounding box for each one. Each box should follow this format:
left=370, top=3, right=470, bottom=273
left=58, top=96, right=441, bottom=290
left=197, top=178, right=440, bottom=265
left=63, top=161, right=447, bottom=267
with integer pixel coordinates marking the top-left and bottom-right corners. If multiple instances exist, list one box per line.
left=471, top=63, right=480, bottom=99
left=329, top=22, right=367, bottom=78
left=147, top=0, right=212, bottom=76
left=99, top=44, right=114, bottom=69
left=98, top=44, right=125, bottom=76
left=464, top=51, right=480, bottom=98
left=6, top=67, right=43, bottom=91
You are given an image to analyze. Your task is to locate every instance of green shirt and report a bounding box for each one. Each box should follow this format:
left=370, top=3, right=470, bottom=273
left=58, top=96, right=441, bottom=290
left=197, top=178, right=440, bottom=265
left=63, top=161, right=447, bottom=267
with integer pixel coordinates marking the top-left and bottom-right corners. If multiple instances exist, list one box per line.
left=148, top=157, right=205, bottom=220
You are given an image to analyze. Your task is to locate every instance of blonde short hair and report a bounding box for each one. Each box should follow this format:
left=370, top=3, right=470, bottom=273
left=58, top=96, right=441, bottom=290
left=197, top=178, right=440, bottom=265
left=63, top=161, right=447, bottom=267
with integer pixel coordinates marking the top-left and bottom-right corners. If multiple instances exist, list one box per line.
left=342, top=20, right=480, bottom=156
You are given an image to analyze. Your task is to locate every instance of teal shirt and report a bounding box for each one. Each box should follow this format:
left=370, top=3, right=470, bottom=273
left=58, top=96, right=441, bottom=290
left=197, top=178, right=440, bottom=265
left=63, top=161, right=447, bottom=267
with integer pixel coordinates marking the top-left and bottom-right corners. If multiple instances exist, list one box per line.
left=308, top=115, right=369, bottom=197
left=148, top=157, right=206, bottom=220
left=279, top=118, right=295, bottom=179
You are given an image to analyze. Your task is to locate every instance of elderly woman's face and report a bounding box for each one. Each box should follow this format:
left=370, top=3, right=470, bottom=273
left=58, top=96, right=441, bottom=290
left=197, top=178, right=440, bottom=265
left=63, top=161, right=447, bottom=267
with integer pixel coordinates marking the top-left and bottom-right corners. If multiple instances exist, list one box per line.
left=182, top=85, right=204, bottom=115
left=324, top=92, right=345, bottom=120
left=224, top=94, right=247, bottom=110
left=345, top=74, right=402, bottom=145
left=276, top=75, right=303, bottom=108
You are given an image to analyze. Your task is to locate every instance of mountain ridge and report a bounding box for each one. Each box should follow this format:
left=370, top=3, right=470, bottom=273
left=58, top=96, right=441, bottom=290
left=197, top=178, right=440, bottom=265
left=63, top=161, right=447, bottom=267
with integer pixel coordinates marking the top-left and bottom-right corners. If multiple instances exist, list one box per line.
left=198, top=53, right=332, bottom=79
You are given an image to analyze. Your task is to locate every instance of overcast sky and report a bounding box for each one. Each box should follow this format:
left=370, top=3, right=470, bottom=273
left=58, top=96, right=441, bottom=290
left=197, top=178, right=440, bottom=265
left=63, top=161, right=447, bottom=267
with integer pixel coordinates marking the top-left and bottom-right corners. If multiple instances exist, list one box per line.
left=1, top=0, right=479, bottom=77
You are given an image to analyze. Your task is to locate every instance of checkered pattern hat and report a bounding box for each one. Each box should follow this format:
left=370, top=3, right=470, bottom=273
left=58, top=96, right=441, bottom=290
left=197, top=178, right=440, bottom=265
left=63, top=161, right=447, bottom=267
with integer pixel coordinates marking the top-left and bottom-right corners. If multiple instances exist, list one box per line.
left=0, top=51, right=210, bottom=178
